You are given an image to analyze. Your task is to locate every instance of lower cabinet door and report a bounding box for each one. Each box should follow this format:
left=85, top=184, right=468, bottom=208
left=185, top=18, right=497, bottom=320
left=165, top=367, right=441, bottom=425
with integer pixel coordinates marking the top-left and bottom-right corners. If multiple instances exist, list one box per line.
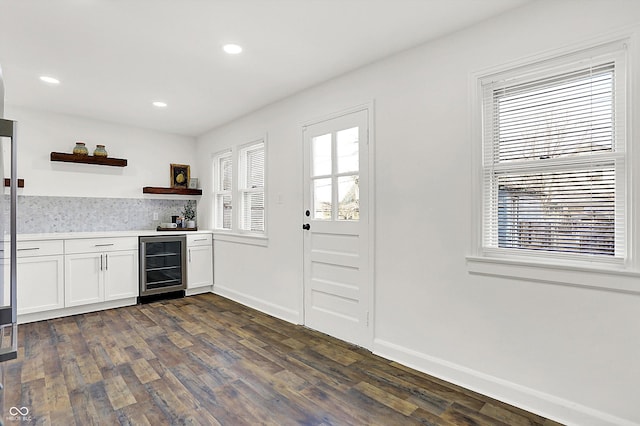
left=65, top=253, right=103, bottom=307
left=187, top=244, right=213, bottom=289
left=17, top=255, right=65, bottom=315
left=104, top=250, right=139, bottom=301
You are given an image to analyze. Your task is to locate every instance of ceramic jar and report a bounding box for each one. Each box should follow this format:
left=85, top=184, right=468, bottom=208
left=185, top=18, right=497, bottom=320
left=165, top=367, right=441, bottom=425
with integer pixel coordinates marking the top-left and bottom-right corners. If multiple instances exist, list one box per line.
left=93, top=144, right=108, bottom=157
left=73, top=142, right=89, bottom=156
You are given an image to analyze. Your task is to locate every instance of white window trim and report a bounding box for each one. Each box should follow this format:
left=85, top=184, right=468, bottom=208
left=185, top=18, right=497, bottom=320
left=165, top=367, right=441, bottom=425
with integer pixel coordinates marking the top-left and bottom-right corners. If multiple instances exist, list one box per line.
left=468, top=32, right=640, bottom=294
left=211, top=136, right=268, bottom=245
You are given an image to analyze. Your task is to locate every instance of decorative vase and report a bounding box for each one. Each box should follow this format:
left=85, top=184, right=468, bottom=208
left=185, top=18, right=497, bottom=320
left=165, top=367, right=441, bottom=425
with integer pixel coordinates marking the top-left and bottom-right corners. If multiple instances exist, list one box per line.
left=73, top=142, right=89, bottom=156
left=93, top=144, right=108, bottom=157
left=186, top=220, right=196, bottom=229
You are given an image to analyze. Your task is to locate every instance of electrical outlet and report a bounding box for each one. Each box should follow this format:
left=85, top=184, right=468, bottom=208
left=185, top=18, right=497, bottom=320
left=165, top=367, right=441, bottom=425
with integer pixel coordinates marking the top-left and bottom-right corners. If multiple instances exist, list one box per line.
left=153, top=212, right=159, bottom=220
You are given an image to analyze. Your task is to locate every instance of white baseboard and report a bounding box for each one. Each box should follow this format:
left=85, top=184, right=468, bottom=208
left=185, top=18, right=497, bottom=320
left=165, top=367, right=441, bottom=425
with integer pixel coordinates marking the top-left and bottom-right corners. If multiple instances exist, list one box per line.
left=18, top=298, right=137, bottom=324
left=213, top=284, right=300, bottom=324
left=374, top=338, right=637, bottom=426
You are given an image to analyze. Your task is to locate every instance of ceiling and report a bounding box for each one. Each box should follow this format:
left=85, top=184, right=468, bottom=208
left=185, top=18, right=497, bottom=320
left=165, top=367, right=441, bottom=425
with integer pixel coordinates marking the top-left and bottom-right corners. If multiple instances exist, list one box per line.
left=0, top=0, right=531, bottom=137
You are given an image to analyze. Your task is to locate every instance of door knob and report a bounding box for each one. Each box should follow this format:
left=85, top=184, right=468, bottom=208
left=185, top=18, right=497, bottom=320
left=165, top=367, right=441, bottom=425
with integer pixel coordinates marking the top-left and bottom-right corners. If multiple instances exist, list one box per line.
left=302, top=223, right=311, bottom=230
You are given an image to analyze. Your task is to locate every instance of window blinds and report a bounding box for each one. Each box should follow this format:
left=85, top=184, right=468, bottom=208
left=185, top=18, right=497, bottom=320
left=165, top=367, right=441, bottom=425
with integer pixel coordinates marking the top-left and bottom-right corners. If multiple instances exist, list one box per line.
left=482, top=55, right=625, bottom=259
left=214, top=153, right=232, bottom=230
left=220, top=155, right=232, bottom=191
left=240, top=143, right=265, bottom=232
left=245, top=146, right=265, bottom=189
left=494, top=64, right=615, bottom=162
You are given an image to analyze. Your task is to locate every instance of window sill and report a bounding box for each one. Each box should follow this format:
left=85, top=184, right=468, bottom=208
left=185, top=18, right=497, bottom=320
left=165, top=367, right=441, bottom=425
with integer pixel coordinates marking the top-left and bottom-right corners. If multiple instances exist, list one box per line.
left=212, top=232, right=268, bottom=247
left=466, top=255, right=640, bottom=294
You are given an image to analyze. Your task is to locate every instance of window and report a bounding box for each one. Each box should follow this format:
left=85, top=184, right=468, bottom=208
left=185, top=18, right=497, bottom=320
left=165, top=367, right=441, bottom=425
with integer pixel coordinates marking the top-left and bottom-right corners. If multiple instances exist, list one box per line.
left=310, top=127, right=360, bottom=221
left=212, top=139, right=266, bottom=236
left=213, top=151, right=232, bottom=230
left=239, top=142, right=265, bottom=232
left=479, top=42, right=627, bottom=264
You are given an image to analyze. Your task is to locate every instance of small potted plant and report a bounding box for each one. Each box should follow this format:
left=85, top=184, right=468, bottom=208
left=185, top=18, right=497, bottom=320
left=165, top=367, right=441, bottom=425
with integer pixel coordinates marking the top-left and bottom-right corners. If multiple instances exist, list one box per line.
left=183, top=200, right=196, bottom=228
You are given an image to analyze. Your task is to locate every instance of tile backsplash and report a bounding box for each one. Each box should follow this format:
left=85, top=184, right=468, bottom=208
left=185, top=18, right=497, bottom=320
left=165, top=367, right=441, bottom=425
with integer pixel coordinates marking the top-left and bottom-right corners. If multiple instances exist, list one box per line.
left=13, top=196, right=197, bottom=234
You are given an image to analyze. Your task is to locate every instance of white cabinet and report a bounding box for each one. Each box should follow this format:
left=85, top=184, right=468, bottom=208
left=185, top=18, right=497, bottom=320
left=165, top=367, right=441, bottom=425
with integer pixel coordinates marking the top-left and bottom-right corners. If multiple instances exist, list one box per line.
left=187, top=234, right=213, bottom=289
left=13, top=240, right=64, bottom=315
left=65, top=237, right=138, bottom=307
left=65, top=252, right=102, bottom=307
left=104, top=250, right=139, bottom=301
left=14, top=232, right=213, bottom=321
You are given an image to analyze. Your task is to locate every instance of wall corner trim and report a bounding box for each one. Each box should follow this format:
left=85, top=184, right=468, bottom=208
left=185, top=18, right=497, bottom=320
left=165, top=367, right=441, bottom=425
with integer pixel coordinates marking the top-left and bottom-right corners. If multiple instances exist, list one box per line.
left=373, top=338, right=637, bottom=426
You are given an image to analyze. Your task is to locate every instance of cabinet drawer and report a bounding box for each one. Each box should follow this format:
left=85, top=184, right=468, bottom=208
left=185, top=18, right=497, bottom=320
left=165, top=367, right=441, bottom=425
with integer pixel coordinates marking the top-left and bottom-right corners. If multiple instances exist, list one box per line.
left=187, top=234, right=212, bottom=247
left=65, top=237, right=138, bottom=254
left=17, top=240, right=64, bottom=258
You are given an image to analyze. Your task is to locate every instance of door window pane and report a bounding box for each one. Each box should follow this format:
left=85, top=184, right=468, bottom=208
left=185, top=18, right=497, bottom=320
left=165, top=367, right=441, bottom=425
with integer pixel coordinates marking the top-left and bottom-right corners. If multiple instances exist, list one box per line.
left=338, top=175, right=359, bottom=221
left=312, top=134, right=332, bottom=176
left=313, top=178, right=332, bottom=220
left=337, top=127, right=359, bottom=174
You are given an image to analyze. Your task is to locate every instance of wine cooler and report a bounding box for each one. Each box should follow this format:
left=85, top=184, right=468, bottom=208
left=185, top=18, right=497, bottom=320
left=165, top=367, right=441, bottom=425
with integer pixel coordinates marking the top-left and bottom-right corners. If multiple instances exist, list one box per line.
left=139, top=235, right=186, bottom=299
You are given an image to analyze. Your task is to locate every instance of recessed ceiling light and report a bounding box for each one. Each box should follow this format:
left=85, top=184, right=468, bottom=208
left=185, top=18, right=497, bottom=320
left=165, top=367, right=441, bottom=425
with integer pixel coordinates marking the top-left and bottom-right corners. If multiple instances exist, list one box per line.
left=39, top=76, right=60, bottom=85
left=152, top=101, right=167, bottom=108
left=223, top=44, right=243, bottom=55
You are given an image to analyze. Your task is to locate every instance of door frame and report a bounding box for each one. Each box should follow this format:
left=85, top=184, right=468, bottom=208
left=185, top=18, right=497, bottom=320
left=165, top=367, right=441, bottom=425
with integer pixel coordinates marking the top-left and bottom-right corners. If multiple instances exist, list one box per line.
left=300, top=101, right=375, bottom=349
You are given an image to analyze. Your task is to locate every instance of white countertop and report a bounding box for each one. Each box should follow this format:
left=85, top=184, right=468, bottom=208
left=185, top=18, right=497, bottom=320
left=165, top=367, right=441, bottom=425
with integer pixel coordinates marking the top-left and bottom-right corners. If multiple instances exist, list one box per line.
left=16, top=229, right=214, bottom=241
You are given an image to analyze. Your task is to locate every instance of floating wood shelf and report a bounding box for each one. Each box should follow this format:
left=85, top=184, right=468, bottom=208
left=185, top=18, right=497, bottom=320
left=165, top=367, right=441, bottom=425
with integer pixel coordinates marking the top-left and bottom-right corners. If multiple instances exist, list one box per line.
left=143, top=186, right=202, bottom=195
left=50, top=152, right=128, bottom=167
left=4, top=178, right=24, bottom=188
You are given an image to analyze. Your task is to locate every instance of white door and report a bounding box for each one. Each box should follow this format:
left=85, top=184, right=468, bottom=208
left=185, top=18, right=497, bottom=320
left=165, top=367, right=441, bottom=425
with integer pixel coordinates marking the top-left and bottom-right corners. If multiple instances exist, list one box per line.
left=17, top=255, right=64, bottom=315
left=65, top=253, right=103, bottom=307
left=187, top=245, right=213, bottom=289
left=303, top=108, right=371, bottom=347
left=104, top=250, right=139, bottom=301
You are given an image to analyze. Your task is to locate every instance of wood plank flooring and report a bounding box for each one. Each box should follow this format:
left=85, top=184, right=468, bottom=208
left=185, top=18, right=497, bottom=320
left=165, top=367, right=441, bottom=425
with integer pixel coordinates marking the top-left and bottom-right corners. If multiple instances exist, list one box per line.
left=3, top=294, right=564, bottom=425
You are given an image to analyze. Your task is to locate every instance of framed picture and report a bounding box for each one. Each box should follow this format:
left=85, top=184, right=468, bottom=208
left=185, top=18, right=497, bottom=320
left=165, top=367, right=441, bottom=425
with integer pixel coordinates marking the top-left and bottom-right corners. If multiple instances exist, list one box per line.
left=188, top=178, right=199, bottom=189
left=170, top=164, right=190, bottom=188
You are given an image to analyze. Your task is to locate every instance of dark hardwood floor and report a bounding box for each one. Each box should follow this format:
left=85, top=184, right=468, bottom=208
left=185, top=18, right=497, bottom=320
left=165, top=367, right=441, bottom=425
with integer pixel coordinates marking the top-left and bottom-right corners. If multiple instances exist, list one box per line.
left=3, top=293, right=563, bottom=425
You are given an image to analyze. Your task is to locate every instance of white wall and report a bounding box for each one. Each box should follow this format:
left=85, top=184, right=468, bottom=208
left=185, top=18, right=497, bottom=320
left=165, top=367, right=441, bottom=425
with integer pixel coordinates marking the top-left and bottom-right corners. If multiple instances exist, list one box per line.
left=4, top=105, right=197, bottom=198
left=0, top=65, right=5, bottom=118
left=198, top=1, right=640, bottom=424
